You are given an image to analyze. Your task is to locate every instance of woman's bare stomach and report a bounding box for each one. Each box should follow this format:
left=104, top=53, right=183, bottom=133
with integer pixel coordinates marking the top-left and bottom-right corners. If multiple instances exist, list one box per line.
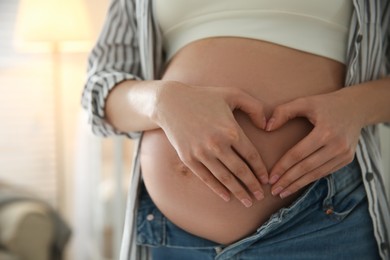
left=140, top=38, right=345, bottom=245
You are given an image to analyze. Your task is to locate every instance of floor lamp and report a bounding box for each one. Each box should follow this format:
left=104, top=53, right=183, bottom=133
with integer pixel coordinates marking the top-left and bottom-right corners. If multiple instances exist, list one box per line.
left=15, top=0, right=92, bottom=212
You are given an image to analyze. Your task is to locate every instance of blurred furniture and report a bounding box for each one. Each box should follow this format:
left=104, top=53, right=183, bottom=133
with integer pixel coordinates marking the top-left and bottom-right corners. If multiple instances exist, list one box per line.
left=0, top=187, right=71, bottom=260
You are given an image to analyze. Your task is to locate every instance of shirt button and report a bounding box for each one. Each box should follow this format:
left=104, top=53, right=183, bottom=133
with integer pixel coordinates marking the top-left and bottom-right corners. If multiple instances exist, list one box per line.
left=380, top=242, right=389, bottom=251
left=356, top=33, right=363, bottom=43
left=366, top=172, right=374, bottom=182
left=146, top=214, right=154, bottom=221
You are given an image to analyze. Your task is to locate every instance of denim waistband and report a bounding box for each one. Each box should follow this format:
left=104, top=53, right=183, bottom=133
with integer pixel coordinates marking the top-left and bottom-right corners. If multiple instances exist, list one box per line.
left=136, top=157, right=366, bottom=258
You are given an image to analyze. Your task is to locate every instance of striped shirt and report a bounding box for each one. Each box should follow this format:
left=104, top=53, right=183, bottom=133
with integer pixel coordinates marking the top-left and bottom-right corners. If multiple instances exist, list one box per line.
left=81, top=0, right=390, bottom=259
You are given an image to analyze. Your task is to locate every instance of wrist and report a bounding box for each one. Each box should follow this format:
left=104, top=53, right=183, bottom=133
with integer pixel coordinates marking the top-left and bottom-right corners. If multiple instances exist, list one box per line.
left=334, top=86, right=368, bottom=128
left=151, top=80, right=189, bottom=126
left=337, top=77, right=390, bottom=127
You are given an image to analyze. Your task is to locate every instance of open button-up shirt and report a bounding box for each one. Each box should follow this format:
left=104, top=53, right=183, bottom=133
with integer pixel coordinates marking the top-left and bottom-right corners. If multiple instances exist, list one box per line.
left=81, top=0, right=390, bottom=259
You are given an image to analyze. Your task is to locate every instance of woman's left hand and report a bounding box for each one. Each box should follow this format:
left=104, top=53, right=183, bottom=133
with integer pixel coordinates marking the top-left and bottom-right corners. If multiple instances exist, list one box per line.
left=266, top=90, right=365, bottom=199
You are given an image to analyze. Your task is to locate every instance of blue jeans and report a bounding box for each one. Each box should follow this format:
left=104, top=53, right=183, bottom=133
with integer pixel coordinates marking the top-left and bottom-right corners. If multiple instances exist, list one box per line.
left=136, top=158, right=380, bottom=260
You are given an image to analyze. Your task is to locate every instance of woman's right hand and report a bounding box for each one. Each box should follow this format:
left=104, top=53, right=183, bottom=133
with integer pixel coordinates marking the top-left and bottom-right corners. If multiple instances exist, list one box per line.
left=152, top=81, right=269, bottom=207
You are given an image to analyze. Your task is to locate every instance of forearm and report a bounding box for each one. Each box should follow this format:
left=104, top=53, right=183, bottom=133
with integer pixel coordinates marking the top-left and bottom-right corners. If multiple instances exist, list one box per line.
left=105, top=80, right=166, bottom=132
left=339, top=76, right=390, bottom=126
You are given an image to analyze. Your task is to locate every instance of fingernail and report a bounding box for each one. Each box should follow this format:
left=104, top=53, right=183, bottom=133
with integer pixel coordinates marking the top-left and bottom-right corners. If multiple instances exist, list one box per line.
left=220, top=193, right=230, bottom=202
left=269, top=175, right=279, bottom=184
left=262, top=116, right=267, bottom=129
left=280, top=190, right=292, bottom=199
left=272, top=186, right=284, bottom=196
left=241, top=198, right=253, bottom=208
left=266, top=118, right=275, bottom=131
left=260, top=175, right=269, bottom=184
left=254, top=191, right=264, bottom=201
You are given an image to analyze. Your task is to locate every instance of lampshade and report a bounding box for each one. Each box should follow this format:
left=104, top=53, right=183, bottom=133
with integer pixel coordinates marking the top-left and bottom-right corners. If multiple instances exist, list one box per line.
left=15, top=0, right=92, bottom=50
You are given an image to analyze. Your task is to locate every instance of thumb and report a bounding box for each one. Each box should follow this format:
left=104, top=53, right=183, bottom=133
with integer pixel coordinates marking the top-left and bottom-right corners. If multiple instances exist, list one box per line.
left=233, top=94, right=267, bottom=130
left=266, top=98, right=309, bottom=131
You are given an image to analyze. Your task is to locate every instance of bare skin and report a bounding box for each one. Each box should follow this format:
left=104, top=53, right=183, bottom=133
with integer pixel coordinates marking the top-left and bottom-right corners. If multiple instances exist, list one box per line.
left=139, top=38, right=345, bottom=244
left=105, top=37, right=390, bottom=245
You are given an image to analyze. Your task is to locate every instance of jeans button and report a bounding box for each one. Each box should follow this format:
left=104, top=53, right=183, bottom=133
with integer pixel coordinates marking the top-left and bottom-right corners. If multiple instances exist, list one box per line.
left=146, top=214, right=154, bottom=221
left=325, top=207, right=334, bottom=215
left=215, top=246, right=223, bottom=254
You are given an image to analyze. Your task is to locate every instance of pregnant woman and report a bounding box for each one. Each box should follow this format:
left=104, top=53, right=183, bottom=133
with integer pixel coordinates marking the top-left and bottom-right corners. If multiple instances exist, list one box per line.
left=82, top=1, right=390, bottom=259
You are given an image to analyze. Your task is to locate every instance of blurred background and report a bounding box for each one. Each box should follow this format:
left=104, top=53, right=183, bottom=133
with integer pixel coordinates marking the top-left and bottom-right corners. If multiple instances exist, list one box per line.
left=0, top=0, right=389, bottom=260
left=0, top=0, right=133, bottom=259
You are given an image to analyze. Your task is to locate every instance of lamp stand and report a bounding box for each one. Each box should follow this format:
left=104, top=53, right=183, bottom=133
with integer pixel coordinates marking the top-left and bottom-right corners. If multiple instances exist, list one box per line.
left=51, top=42, right=64, bottom=213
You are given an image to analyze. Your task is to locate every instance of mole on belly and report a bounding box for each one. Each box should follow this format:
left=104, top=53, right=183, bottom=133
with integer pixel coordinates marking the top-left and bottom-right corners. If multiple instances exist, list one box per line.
left=174, top=160, right=191, bottom=176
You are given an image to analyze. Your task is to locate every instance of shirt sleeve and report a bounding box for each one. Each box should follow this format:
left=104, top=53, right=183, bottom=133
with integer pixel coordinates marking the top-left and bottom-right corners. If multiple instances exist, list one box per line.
left=384, top=2, right=390, bottom=127
left=81, top=0, right=142, bottom=138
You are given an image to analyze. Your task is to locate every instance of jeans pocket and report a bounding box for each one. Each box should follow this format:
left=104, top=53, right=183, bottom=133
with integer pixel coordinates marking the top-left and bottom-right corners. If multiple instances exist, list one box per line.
left=324, top=177, right=367, bottom=222
left=136, top=184, right=165, bottom=247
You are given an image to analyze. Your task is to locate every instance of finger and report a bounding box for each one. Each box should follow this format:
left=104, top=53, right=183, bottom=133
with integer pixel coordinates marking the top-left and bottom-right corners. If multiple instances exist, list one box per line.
left=278, top=158, right=347, bottom=199
left=220, top=147, right=265, bottom=201
left=266, top=98, right=310, bottom=131
left=202, top=156, right=254, bottom=207
left=187, top=160, right=231, bottom=202
left=277, top=145, right=355, bottom=198
left=231, top=92, right=267, bottom=129
left=271, top=145, right=332, bottom=196
left=232, top=127, right=269, bottom=185
left=269, top=129, right=323, bottom=184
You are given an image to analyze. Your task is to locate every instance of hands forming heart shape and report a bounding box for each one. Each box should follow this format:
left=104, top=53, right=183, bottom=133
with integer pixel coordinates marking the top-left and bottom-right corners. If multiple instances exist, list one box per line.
left=265, top=91, right=362, bottom=199
left=156, top=82, right=364, bottom=207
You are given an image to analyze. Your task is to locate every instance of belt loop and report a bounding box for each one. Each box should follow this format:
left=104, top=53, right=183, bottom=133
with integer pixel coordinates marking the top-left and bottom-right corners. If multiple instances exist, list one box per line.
left=162, top=213, right=167, bottom=246
left=323, top=174, right=335, bottom=209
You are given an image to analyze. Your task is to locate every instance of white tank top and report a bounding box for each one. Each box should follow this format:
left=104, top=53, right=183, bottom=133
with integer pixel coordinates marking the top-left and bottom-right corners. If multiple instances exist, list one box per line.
left=153, top=0, right=353, bottom=64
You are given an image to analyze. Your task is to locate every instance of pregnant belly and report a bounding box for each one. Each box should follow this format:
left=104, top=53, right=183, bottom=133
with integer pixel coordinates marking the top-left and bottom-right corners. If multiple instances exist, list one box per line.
left=140, top=37, right=345, bottom=245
